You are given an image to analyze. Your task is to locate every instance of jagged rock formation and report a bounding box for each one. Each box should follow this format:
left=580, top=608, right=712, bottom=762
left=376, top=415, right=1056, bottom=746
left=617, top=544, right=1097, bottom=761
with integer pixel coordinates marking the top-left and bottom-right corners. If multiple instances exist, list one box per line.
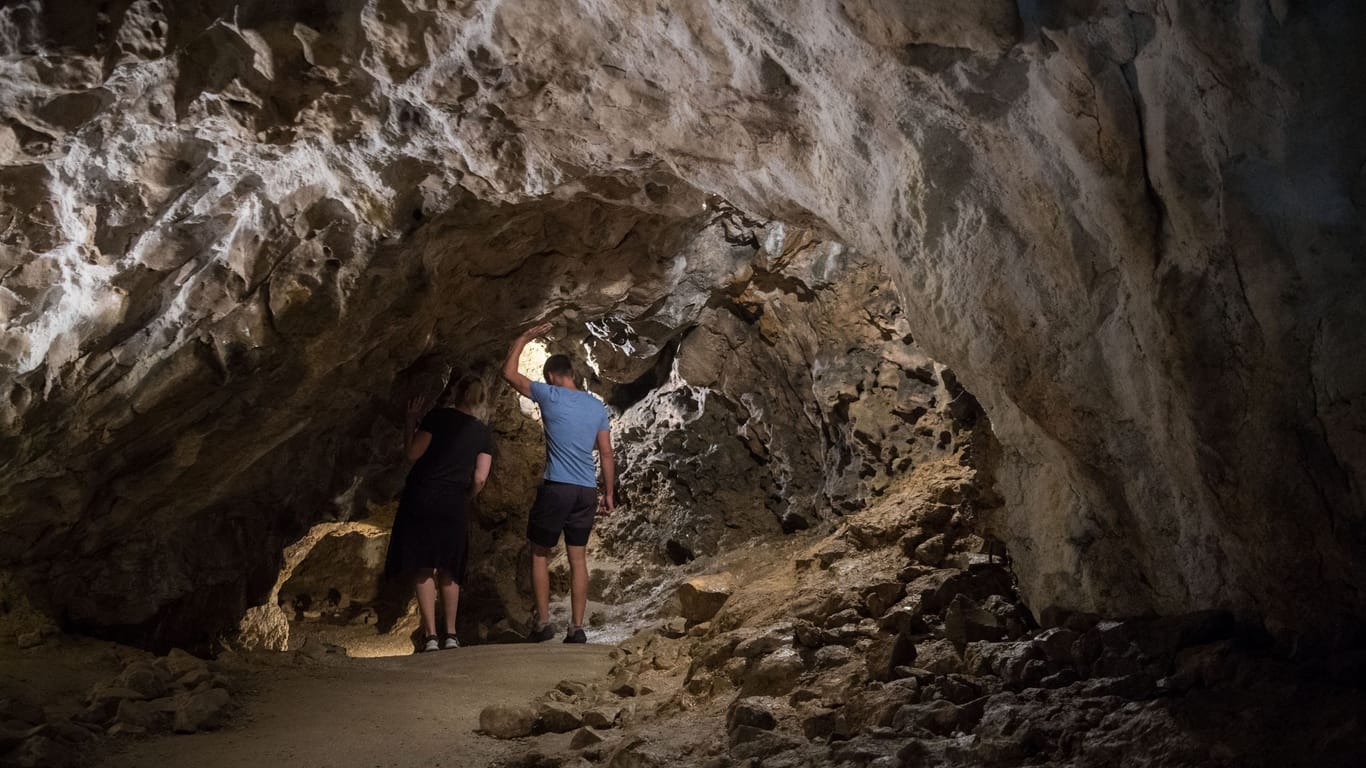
left=0, top=0, right=1363, bottom=653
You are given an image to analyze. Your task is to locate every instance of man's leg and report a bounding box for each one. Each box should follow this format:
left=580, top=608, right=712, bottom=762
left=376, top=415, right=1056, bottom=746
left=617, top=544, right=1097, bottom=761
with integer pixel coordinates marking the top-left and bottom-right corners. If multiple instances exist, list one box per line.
left=414, top=570, right=438, bottom=638
left=566, top=544, right=589, bottom=629
left=529, top=541, right=553, bottom=627
left=438, top=570, right=460, bottom=636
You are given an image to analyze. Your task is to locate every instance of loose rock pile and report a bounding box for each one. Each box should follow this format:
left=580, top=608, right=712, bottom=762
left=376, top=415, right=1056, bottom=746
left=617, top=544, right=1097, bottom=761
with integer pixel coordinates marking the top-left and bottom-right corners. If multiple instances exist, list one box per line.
left=482, top=459, right=1366, bottom=767
left=0, top=648, right=236, bottom=768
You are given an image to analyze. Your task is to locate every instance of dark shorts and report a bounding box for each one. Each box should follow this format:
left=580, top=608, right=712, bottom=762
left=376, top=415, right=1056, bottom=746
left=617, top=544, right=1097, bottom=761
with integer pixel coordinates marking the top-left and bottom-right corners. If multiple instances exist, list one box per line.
left=527, top=481, right=598, bottom=549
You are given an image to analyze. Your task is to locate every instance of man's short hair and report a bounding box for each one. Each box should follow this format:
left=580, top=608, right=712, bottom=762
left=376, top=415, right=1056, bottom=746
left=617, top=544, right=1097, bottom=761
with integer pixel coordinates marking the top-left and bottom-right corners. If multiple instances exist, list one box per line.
left=543, top=354, right=574, bottom=383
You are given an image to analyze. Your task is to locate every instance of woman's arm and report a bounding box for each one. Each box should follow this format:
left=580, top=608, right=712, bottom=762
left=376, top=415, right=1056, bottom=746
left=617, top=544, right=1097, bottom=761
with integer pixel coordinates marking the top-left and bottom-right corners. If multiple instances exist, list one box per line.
left=471, top=452, right=493, bottom=496
left=405, top=396, right=432, bottom=461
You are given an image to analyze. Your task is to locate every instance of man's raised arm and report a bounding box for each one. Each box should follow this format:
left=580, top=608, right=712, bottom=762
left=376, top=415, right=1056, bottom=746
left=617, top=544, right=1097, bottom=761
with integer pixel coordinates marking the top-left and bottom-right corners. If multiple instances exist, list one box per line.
left=502, top=322, right=552, bottom=398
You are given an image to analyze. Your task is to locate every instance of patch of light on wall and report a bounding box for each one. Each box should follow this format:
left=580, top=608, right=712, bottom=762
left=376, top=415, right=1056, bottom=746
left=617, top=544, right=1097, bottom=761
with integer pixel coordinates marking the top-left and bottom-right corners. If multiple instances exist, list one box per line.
left=583, top=342, right=601, bottom=376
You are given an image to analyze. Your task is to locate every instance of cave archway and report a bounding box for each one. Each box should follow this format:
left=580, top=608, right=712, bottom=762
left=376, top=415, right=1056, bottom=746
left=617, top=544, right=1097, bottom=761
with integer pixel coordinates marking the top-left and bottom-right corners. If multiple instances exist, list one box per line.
left=0, top=0, right=1362, bottom=667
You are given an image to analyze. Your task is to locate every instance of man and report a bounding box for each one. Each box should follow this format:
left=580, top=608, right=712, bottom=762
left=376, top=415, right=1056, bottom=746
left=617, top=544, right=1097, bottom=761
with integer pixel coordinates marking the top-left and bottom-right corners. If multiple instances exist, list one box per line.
left=502, top=322, right=615, bottom=643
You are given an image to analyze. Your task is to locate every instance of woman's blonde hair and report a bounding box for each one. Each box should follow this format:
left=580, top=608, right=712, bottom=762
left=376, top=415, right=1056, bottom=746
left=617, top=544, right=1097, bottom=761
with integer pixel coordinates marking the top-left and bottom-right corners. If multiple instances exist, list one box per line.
left=444, top=375, right=486, bottom=409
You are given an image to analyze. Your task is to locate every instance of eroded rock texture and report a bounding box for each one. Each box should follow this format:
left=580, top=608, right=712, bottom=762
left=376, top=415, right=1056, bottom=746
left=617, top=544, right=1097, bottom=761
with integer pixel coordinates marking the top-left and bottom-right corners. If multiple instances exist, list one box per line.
left=0, top=1, right=1363, bottom=647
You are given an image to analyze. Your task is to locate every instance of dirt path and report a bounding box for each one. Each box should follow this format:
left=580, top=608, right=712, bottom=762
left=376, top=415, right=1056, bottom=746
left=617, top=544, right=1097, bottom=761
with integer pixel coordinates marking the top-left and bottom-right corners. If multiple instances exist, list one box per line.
left=101, top=645, right=614, bottom=768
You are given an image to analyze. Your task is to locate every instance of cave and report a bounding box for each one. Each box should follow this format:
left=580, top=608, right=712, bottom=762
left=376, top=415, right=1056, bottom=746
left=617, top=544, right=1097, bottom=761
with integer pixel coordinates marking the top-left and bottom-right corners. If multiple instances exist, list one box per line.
left=1, top=1, right=1364, bottom=766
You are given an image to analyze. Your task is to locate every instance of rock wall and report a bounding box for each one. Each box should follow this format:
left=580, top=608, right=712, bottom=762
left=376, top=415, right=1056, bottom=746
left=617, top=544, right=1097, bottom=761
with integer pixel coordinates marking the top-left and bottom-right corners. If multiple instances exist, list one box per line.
left=1, top=1, right=1363, bottom=647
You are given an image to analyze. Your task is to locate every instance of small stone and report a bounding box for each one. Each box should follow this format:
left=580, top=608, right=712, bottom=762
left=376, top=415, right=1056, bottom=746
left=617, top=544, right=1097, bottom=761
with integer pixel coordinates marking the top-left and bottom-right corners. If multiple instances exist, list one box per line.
left=892, top=699, right=961, bottom=735
left=863, top=581, right=905, bottom=618
left=678, top=573, right=738, bottom=623
left=659, top=617, right=688, bottom=638
left=913, top=639, right=963, bottom=675
left=822, top=608, right=863, bottom=630
left=569, top=726, right=605, bottom=749
left=1033, top=627, right=1079, bottom=665
left=581, top=707, right=619, bottom=729
left=944, top=595, right=1006, bottom=646
left=913, top=535, right=946, bottom=566
left=728, top=726, right=801, bottom=761
left=813, top=645, right=854, bottom=669
left=114, top=700, right=165, bottom=732
left=801, top=707, right=838, bottom=740
left=116, top=662, right=171, bottom=700
left=726, top=697, right=777, bottom=732
left=734, top=627, right=792, bottom=659
left=173, top=687, right=230, bottom=733
left=44, top=720, right=96, bottom=744
left=9, top=734, right=79, bottom=768
left=536, top=701, right=583, bottom=733
left=866, top=632, right=916, bottom=682
left=176, top=667, right=213, bottom=689
left=555, top=679, right=589, bottom=698
left=479, top=704, right=537, bottom=739
left=106, top=722, right=146, bottom=737
left=164, top=648, right=208, bottom=678
left=740, top=649, right=806, bottom=696
left=16, top=632, right=43, bottom=649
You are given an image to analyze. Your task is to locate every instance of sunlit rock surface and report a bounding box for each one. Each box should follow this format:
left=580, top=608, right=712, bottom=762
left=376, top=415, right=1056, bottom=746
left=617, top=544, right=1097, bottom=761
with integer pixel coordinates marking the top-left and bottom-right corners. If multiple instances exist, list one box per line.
left=0, top=0, right=1362, bottom=648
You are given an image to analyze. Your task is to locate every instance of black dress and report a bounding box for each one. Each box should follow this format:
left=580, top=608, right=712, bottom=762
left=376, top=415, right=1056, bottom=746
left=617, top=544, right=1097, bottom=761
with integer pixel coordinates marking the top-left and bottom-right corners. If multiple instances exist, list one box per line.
left=384, top=408, right=494, bottom=582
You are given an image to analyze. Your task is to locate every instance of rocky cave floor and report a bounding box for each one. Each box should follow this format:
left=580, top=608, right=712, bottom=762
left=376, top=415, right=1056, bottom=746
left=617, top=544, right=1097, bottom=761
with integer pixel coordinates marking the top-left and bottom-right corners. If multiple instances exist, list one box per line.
left=4, top=459, right=1366, bottom=768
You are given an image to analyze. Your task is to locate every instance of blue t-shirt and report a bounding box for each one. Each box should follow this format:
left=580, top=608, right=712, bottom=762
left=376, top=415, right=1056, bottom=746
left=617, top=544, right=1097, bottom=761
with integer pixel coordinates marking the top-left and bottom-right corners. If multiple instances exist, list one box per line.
left=529, top=382, right=610, bottom=488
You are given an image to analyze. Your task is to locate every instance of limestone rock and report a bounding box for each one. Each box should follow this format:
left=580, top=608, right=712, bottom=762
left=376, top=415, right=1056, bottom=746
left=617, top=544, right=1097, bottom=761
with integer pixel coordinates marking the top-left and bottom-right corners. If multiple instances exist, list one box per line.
left=536, top=702, right=583, bottom=734
left=479, top=704, right=537, bottom=739
left=172, top=688, right=230, bottom=733
left=677, top=574, right=738, bottom=624
left=569, top=726, right=605, bottom=749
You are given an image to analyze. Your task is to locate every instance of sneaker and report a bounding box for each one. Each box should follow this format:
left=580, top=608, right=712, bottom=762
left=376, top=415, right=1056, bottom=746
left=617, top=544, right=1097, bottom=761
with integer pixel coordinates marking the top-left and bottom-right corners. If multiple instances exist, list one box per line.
left=527, top=622, right=555, bottom=643
left=421, top=635, right=440, bottom=653
left=441, top=634, right=461, bottom=650
left=563, top=626, right=587, bottom=644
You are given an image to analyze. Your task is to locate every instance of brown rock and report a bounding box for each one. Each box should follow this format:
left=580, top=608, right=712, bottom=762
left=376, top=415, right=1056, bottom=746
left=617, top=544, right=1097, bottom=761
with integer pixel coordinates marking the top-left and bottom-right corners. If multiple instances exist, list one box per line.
left=478, top=704, right=537, bottom=739
left=172, top=688, right=231, bottom=733
left=570, top=726, right=605, bottom=749
left=678, top=574, right=738, bottom=623
left=581, top=707, right=620, bottom=729
left=914, top=639, right=963, bottom=675
left=536, top=701, right=583, bottom=733
left=866, top=632, right=917, bottom=682
left=740, top=650, right=806, bottom=696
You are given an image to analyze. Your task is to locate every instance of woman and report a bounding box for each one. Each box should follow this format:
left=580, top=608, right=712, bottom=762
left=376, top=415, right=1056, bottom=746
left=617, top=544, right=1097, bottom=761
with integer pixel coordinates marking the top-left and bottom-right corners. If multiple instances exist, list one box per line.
left=384, top=375, right=494, bottom=652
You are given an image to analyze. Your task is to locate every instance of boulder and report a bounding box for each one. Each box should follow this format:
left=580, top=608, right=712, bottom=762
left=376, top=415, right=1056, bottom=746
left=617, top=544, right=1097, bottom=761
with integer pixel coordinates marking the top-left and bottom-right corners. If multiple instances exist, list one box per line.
left=479, top=704, right=537, bottom=739
left=866, top=632, right=917, bottom=682
left=536, top=702, right=583, bottom=733
left=913, top=639, right=963, bottom=675
left=944, top=595, right=1007, bottom=646
left=678, top=574, right=738, bottom=623
left=740, top=649, right=806, bottom=696
left=726, top=697, right=778, bottom=732
left=172, top=688, right=231, bottom=733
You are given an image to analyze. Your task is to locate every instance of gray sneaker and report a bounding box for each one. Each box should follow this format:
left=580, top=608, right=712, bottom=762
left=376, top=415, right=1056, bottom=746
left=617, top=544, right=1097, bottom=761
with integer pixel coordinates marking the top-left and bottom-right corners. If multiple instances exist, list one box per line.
left=527, top=623, right=555, bottom=643
left=563, top=626, right=587, bottom=644
left=441, top=634, right=460, bottom=650
left=421, top=635, right=440, bottom=653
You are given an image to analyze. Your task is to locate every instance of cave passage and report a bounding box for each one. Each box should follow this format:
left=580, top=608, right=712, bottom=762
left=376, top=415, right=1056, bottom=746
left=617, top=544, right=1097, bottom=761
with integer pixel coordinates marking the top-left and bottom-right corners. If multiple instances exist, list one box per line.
left=2, top=1, right=1364, bottom=765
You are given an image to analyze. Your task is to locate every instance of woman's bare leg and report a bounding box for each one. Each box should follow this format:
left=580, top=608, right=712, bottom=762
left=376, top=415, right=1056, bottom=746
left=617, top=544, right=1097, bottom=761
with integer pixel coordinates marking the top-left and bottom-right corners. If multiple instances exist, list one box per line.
left=438, top=570, right=460, bottom=636
left=414, top=570, right=438, bottom=637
